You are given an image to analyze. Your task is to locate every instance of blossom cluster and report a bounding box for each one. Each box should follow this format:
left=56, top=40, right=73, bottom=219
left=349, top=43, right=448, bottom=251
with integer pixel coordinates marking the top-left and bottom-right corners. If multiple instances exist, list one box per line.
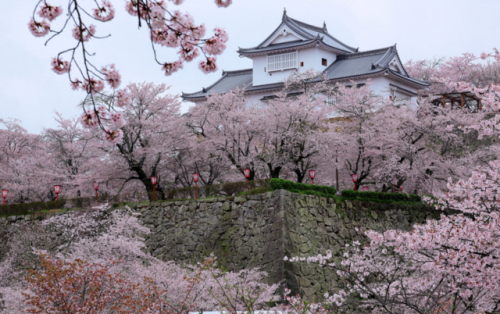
left=93, top=0, right=115, bottom=22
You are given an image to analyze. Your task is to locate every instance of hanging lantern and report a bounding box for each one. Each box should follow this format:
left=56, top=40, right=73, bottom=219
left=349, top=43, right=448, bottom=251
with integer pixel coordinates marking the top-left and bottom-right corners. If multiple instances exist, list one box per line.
left=351, top=174, right=358, bottom=183
left=192, top=173, right=199, bottom=183
left=93, top=182, right=99, bottom=202
left=193, top=173, right=200, bottom=199
left=362, top=186, right=369, bottom=191
left=393, top=177, right=398, bottom=193
left=2, top=190, right=7, bottom=206
left=309, top=169, right=316, bottom=185
left=351, top=174, right=358, bottom=191
left=54, top=185, right=61, bottom=201
left=151, top=176, right=158, bottom=201
left=243, top=169, right=251, bottom=191
left=243, top=169, right=251, bottom=179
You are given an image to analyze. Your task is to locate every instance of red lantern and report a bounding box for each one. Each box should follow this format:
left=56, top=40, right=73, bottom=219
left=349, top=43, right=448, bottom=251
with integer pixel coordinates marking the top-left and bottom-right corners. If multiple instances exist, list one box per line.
left=243, top=168, right=251, bottom=179
left=362, top=186, right=369, bottom=191
left=193, top=173, right=199, bottom=199
left=399, top=186, right=403, bottom=192
left=243, top=169, right=251, bottom=191
left=93, top=182, right=99, bottom=201
left=393, top=177, right=398, bottom=193
left=151, top=176, right=158, bottom=201
left=351, top=174, right=358, bottom=191
left=2, top=190, right=7, bottom=206
left=54, top=185, right=61, bottom=201
left=309, top=170, right=316, bottom=185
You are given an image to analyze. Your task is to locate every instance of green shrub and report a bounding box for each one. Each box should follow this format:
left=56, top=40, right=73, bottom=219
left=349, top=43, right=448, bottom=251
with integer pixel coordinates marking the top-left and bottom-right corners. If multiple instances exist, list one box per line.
left=270, top=178, right=337, bottom=196
left=165, top=179, right=271, bottom=200
left=238, top=187, right=274, bottom=196
left=341, top=190, right=421, bottom=202
left=0, top=199, right=66, bottom=217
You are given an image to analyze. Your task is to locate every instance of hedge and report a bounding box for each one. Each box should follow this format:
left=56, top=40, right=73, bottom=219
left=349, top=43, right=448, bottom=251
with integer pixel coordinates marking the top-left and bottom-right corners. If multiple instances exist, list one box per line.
left=163, top=179, right=271, bottom=200
left=0, top=199, right=66, bottom=217
left=270, top=178, right=337, bottom=196
left=341, top=190, right=421, bottom=202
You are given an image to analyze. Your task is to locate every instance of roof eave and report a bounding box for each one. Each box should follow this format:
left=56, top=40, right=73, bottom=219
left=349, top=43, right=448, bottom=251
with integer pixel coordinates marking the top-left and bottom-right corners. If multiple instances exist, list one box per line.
left=238, top=39, right=352, bottom=57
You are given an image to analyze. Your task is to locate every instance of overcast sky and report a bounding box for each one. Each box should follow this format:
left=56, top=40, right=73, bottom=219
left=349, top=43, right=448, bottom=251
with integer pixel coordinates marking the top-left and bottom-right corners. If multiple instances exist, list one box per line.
left=1, top=0, right=499, bottom=133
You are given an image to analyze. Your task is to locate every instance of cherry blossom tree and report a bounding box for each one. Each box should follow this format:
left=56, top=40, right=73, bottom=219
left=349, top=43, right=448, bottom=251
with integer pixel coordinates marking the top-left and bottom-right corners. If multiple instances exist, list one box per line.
left=29, top=0, right=232, bottom=141
left=0, top=206, right=278, bottom=312
left=43, top=112, right=100, bottom=198
left=90, top=82, right=187, bottom=200
left=0, top=119, right=56, bottom=202
left=285, top=115, right=500, bottom=313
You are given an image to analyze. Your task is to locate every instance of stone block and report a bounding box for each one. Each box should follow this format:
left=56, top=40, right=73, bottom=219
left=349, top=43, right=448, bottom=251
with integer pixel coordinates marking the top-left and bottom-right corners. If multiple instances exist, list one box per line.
left=234, top=196, right=247, bottom=203
left=222, top=202, right=232, bottom=211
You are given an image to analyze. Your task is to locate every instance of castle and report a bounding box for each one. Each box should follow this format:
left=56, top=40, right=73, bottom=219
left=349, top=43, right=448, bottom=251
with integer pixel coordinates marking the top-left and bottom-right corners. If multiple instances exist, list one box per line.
left=182, top=10, right=430, bottom=105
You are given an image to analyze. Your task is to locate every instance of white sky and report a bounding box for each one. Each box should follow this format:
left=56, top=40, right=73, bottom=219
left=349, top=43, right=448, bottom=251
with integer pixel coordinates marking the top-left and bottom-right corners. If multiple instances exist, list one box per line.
left=1, top=0, right=499, bottom=133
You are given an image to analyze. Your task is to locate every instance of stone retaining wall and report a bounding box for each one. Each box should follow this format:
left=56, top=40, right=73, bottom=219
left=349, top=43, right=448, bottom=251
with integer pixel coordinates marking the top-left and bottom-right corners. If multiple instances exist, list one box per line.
left=135, top=190, right=438, bottom=300
left=0, top=191, right=438, bottom=300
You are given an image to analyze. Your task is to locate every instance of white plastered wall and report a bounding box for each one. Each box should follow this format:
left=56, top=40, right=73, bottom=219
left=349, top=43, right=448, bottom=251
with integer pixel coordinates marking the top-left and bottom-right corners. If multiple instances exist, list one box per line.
left=252, top=47, right=337, bottom=86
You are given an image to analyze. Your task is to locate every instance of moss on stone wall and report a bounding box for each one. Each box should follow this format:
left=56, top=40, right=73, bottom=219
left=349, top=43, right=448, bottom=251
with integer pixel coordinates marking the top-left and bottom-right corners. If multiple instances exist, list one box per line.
left=135, top=189, right=437, bottom=300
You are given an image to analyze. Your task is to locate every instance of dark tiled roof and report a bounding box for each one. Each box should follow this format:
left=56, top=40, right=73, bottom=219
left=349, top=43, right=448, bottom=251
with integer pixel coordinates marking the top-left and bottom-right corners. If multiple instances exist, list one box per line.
left=183, top=47, right=430, bottom=100
left=182, top=69, right=253, bottom=99
left=238, top=37, right=352, bottom=56
left=238, top=12, right=357, bottom=56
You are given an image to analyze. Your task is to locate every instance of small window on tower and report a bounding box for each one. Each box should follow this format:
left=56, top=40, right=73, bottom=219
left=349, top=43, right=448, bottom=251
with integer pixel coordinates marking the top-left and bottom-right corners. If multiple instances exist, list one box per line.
left=300, top=62, right=304, bottom=67
left=322, top=58, right=327, bottom=66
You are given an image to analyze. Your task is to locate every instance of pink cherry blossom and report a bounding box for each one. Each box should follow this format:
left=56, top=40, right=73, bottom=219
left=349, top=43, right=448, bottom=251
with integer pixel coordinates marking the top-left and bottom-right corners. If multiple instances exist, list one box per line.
left=28, top=19, right=50, bottom=37
left=96, top=105, right=109, bottom=118
left=116, top=89, right=132, bottom=108
left=51, top=57, right=70, bottom=75
left=203, top=36, right=226, bottom=55
left=125, top=0, right=150, bottom=19
left=110, top=112, right=126, bottom=128
left=198, top=57, right=218, bottom=74
left=170, top=0, right=184, bottom=4
left=480, top=52, right=490, bottom=60
left=214, top=0, right=232, bottom=8
left=101, top=64, right=121, bottom=89
left=179, top=43, right=200, bottom=62
left=37, top=3, right=63, bottom=21
left=162, top=59, right=183, bottom=76
left=72, top=24, right=96, bottom=42
left=79, top=111, right=99, bottom=129
left=190, top=24, right=206, bottom=40
left=150, top=28, right=168, bottom=45
left=70, top=78, right=82, bottom=90
left=82, top=78, right=105, bottom=95
left=93, top=1, right=115, bottom=22
left=214, top=27, right=229, bottom=42
left=104, top=128, right=124, bottom=144
left=150, top=5, right=166, bottom=29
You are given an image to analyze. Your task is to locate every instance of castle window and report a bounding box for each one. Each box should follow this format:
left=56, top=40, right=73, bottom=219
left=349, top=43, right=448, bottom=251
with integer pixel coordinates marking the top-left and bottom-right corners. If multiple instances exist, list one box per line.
left=300, top=62, right=304, bottom=67
left=268, top=51, right=298, bottom=72
left=322, top=58, right=327, bottom=66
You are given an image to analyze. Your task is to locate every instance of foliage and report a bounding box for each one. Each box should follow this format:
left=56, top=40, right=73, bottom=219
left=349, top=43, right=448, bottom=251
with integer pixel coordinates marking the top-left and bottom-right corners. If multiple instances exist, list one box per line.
left=0, top=200, right=66, bottom=217
left=0, top=206, right=278, bottom=312
left=270, top=178, right=337, bottom=196
left=341, top=190, right=421, bottom=202
left=28, top=0, right=232, bottom=140
left=166, top=179, right=271, bottom=199
left=238, top=186, right=274, bottom=196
